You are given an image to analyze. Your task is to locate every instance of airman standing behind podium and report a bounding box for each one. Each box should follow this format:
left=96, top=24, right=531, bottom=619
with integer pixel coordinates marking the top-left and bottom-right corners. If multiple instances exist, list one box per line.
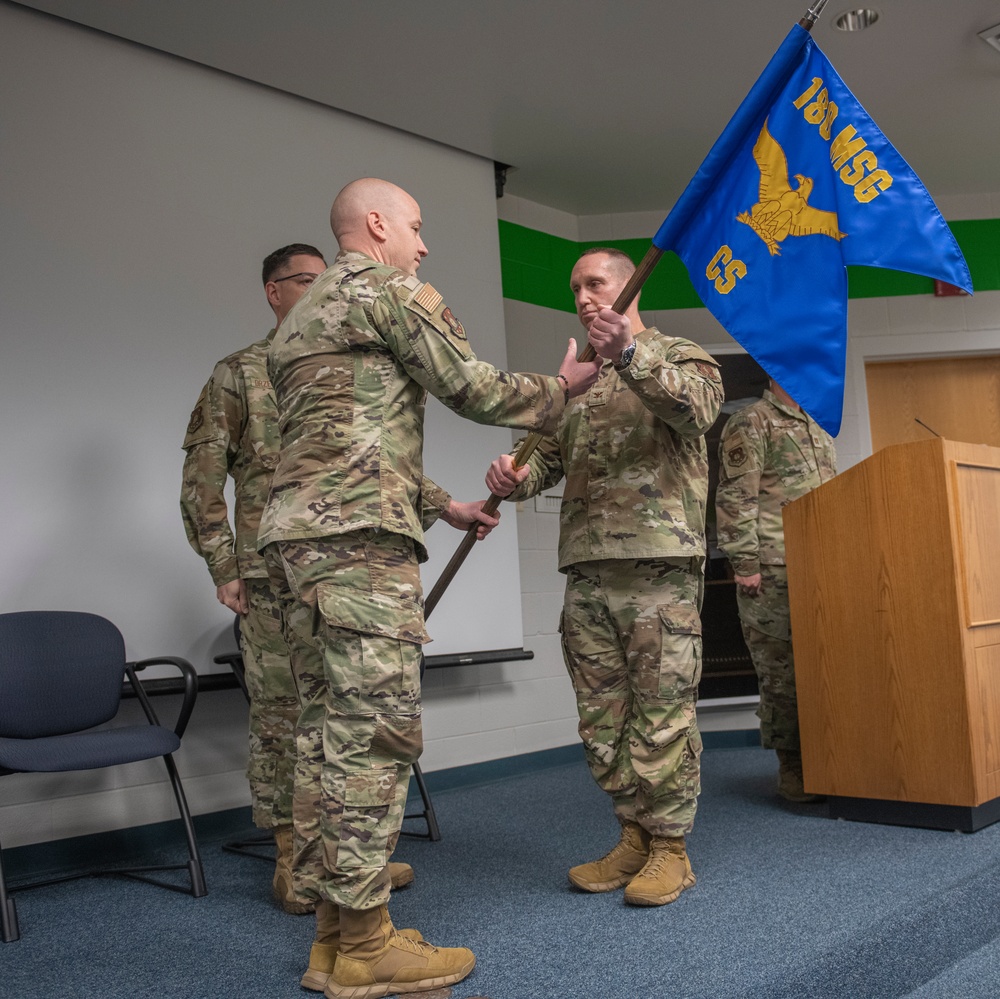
left=715, top=379, right=837, bottom=801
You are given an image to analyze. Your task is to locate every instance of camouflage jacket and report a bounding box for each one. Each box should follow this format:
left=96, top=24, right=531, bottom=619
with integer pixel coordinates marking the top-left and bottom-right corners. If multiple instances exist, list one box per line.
left=505, top=328, right=723, bottom=570
left=181, top=331, right=279, bottom=583
left=182, top=328, right=453, bottom=582
left=715, top=389, right=838, bottom=575
left=257, top=250, right=565, bottom=559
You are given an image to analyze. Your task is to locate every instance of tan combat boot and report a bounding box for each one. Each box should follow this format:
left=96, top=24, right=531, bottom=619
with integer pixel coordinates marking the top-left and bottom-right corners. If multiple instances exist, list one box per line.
left=568, top=821, right=650, bottom=892
left=300, top=901, right=423, bottom=992
left=300, top=900, right=342, bottom=991
left=388, top=861, right=414, bottom=890
left=776, top=749, right=825, bottom=803
left=325, top=905, right=475, bottom=999
left=624, top=835, right=696, bottom=906
left=273, top=825, right=315, bottom=914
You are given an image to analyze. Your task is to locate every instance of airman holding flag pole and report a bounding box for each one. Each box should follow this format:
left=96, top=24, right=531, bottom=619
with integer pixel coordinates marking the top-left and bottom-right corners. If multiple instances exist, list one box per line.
left=487, top=248, right=722, bottom=906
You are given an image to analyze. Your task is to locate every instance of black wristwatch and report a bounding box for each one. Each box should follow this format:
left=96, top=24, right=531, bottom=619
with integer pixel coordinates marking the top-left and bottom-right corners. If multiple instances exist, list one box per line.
left=614, top=341, right=636, bottom=371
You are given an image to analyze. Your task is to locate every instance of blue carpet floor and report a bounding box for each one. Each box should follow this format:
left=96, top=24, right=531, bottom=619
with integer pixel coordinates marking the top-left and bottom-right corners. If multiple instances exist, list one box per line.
left=4, top=746, right=1000, bottom=998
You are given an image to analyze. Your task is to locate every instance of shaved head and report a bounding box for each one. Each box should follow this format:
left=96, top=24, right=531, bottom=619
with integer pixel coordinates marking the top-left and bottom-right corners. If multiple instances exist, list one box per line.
left=330, top=178, right=414, bottom=242
left=329, top=178, right=428, bottom=276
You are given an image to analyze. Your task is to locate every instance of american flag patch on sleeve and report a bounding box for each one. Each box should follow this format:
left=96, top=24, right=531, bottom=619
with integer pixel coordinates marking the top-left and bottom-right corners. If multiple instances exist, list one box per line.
left=410, top=282, right=443, bottom=313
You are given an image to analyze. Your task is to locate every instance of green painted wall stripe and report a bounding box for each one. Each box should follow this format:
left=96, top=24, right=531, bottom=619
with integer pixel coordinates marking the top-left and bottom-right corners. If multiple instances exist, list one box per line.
left=499, top=217, right=1000, bottom=313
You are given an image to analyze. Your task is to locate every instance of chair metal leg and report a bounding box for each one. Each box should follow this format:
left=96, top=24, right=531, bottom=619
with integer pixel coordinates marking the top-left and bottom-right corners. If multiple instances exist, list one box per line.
left=402, top=761, right=441, bottom=841
left=7, top=755, right=209, bottom=907
left=161, top=753, right=207, bottom=897
left=221, top=831, right=275, bottom=863
left=0, top=839, right=21, bottom=943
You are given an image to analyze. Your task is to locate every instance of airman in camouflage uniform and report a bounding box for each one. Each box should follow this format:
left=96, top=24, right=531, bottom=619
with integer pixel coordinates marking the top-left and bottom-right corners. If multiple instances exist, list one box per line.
left=181, top=243, right=327, bottom=913
left=715, top=382, right=837, bottom=801
left=258, top=178, right=601, bottom=997
left=487, top=248, right=723, bottom=907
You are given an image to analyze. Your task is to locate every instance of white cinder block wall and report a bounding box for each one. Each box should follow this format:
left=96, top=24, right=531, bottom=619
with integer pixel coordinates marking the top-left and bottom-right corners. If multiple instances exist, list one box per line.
left=496, top=192, right=1000, bottom=740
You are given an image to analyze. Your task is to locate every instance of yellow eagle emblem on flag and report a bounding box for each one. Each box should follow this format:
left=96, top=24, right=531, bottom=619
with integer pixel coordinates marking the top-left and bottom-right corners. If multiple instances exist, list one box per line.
left=737, top=118, right=846, bottom=256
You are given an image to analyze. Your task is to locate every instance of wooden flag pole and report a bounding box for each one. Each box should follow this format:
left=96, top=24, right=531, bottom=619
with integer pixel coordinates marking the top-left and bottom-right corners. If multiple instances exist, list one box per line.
left=424, top=0, right=828, bottom=620
left=424, top=244, right=662, bottom=619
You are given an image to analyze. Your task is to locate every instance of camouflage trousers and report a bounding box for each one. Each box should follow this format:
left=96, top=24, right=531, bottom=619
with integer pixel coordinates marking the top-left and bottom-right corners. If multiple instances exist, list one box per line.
left=560, top=556, right=704, bottom=838
left=736, top=564, right=800, bottom=752
left=263, top=530, right=425, bottom=911
left=241, top=575, right=299, bottom=829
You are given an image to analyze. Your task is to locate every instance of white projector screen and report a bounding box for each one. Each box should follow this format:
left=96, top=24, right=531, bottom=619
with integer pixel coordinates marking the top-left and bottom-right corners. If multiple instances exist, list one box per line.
left=0, top=5, right=525, bottom=671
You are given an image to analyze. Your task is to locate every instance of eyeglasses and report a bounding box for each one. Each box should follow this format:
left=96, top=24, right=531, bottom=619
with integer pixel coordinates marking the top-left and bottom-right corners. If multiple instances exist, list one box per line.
left=271, top=272, right=320, bottom=285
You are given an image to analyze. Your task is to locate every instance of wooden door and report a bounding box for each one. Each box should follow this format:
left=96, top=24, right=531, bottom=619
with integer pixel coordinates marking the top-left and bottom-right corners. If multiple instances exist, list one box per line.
left=865, top=355, right=1000, bottom=452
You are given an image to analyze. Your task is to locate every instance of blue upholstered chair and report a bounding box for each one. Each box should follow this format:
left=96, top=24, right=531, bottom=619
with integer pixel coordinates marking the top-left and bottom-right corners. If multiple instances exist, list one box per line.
left=0, top=611, right=207, bottom=942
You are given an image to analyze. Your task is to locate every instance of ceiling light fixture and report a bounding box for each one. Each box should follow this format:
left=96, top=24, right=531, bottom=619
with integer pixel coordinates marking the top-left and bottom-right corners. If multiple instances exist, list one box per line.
left=833, top=8, right=880, bottom=32
left=978, top=23, right=1000, bottom=54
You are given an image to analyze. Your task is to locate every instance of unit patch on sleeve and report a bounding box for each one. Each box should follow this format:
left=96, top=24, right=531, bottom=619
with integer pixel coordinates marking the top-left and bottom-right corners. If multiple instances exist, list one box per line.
left=722, top=429, right=759, bottom=477
left=442, top=307, right=467, bottom=340
left=726, top=444, right=747, bottom=467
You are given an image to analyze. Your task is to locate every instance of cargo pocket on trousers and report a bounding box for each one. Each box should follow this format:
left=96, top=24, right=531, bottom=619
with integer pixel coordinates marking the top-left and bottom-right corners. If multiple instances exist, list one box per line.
left=337, top=769, right=398, bottom=871
left=657, top=605, right=703, bottom=699
left=315, top=583, right=425, bottom=712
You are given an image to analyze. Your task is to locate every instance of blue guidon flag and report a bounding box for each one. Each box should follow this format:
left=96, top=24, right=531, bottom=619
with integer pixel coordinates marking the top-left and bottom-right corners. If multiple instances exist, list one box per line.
left=652, top=24, right=972, bottom=436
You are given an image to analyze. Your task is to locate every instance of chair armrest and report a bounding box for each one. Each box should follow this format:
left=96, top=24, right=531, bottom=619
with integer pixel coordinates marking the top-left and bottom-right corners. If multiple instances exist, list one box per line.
left=213, top=650, right=249, bottom=702
left=127, top=656, right=198, bottom=738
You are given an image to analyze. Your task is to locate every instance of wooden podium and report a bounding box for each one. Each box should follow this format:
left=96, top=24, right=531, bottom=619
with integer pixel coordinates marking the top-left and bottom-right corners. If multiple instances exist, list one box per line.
left=784, top=438, right=1000, bottom=831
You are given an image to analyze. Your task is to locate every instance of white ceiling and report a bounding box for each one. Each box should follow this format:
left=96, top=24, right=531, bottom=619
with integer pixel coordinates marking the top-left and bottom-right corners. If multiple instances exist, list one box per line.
left=16, top=0, right=1000, bottom=215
